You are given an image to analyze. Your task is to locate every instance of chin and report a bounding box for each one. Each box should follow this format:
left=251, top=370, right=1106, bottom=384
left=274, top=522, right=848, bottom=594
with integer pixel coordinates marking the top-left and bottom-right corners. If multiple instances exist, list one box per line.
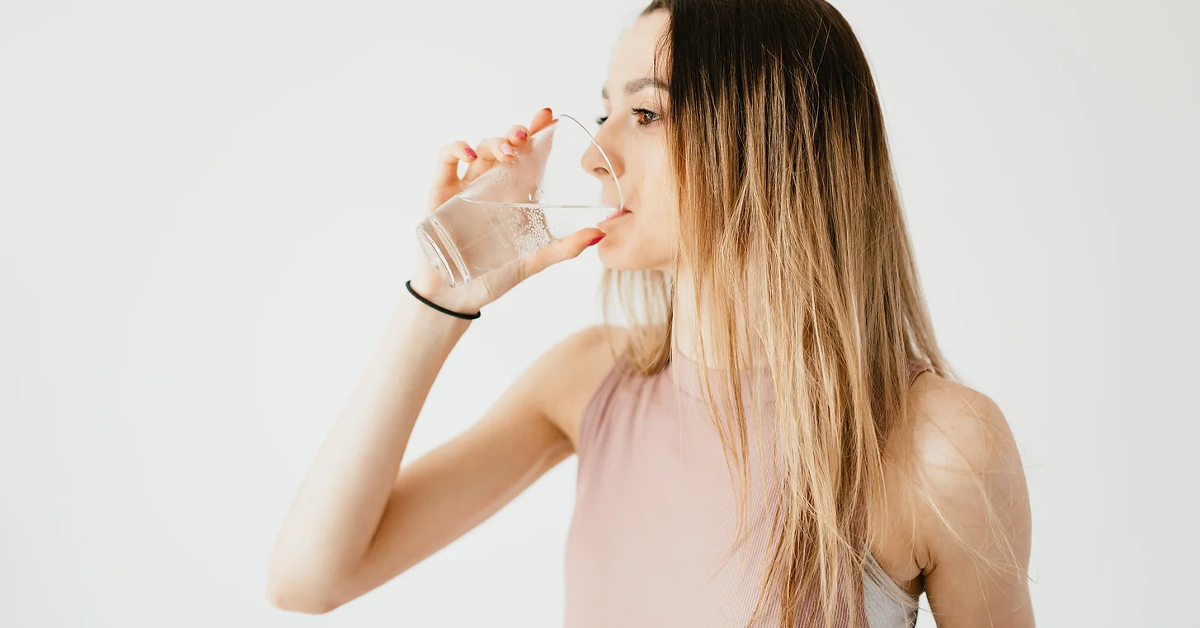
left=595, top=240, right=671, bottom=273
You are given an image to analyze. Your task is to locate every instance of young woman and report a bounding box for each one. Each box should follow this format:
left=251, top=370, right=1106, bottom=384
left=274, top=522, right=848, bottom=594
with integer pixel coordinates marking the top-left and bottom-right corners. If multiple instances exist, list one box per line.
left=267, top=2, right=1034, bottom=627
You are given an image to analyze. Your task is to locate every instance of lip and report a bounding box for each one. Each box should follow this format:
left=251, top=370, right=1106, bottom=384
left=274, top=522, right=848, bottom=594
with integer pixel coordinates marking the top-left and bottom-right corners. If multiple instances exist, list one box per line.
left=600, top=207, right=632, bottom=224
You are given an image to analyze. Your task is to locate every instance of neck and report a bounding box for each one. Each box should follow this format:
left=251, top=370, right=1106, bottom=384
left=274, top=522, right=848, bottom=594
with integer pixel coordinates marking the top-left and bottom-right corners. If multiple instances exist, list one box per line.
left=670, top=272, right=771, bottom=369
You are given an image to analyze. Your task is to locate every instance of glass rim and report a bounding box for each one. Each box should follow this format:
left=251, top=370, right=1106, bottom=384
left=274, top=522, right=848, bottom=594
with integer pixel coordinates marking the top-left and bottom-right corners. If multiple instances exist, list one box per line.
left=554, top=112, right=625, bottom=211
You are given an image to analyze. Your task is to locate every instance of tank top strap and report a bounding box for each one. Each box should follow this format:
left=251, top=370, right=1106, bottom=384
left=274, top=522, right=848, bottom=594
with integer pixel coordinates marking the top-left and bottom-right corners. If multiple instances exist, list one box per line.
left=907, top=358, right=934, bottom=387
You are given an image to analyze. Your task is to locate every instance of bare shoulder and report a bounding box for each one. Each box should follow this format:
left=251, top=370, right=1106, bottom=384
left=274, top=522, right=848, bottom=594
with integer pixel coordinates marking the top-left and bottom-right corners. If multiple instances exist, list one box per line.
left=906, top=373, right=1026, bottom=511
left=905, top=371, right=1034, bottom=623
left=515, top=324, right=631, bottom=451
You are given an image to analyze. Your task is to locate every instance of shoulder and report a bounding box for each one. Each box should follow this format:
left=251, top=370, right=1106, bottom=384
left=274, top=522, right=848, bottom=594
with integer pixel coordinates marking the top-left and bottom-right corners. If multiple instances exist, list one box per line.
left=908, top=373, right=1018, bottom=483
left=520, top=324, right=632, bottom=450
left=907, top=373, right=1025, bottom=501
left=904, top=372, right=1032, bottom=579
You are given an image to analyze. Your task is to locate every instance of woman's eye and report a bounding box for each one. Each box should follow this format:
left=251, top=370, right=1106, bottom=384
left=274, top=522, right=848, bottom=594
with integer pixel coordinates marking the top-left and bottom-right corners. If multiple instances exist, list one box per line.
left=632, top=108, right=660, bottom=126
left=594, top=109, right=660, bottom=127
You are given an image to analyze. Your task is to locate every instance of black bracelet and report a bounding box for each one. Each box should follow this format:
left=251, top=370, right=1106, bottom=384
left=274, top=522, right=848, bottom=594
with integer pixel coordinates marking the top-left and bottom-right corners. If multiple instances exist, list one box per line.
left=405, top=280, right=481, bottom=320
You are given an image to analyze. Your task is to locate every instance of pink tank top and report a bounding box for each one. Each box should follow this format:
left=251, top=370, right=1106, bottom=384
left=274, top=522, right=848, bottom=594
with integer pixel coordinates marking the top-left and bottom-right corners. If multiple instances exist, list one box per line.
left=564, top=349, right=932, bottom=628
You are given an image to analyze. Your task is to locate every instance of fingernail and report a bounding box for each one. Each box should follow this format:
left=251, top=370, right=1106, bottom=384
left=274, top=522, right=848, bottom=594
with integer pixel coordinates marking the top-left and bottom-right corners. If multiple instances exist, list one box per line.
left=587, top=235, right=605, bottom=247
left=464, top=147, right=478, bottom=159
left=500, top=143, right=515, bottom=156
left=515, top=129, right=528, bottom=140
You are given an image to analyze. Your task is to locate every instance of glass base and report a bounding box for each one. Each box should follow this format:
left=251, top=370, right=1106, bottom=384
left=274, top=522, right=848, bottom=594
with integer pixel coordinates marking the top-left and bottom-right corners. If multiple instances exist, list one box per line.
left=416, top=225, right=466, bottom=288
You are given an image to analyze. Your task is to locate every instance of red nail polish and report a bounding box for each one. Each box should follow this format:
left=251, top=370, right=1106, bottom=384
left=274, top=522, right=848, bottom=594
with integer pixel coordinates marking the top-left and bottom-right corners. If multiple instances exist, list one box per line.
left=464, top=147, right=478, bottom=159
left=516, top=129, right=528, bottom=140
left=587, top=235, right=605, bottom=247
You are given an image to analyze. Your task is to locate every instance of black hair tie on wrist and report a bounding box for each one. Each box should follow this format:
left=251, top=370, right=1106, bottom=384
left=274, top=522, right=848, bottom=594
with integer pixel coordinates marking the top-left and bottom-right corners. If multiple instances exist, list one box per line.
left=406, top=280, right=481, bottom=320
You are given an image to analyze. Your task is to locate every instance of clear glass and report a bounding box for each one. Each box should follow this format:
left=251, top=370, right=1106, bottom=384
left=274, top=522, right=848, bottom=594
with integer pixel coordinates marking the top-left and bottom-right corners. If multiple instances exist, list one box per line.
left=416, top=113, right=624, bottom=288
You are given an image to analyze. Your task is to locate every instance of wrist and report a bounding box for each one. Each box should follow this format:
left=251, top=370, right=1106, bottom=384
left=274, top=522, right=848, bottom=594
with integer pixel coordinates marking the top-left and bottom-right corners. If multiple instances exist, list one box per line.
left=397, top=287, right=474, bottom=339
left=407, top=271, right=483, bottom=314
left=406, top=280, right=480, bottom=320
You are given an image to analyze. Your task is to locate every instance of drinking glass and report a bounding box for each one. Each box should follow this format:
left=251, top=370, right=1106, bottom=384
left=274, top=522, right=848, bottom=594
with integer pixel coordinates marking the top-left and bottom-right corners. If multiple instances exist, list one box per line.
left=416, top=113, right=624, bottom=288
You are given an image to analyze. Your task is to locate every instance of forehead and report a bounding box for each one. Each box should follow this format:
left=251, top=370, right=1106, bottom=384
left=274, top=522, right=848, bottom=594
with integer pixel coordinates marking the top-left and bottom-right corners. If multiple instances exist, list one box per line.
left=604, top=10, right=670, bottom=98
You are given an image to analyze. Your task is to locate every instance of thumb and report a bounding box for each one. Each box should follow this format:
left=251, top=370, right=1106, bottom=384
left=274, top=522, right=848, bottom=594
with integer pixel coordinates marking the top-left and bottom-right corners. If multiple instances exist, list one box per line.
left=519, top=227, right=606, bottom=280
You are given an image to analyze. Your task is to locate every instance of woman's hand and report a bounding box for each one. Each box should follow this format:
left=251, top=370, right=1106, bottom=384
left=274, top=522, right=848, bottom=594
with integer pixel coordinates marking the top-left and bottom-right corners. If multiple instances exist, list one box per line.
left=409, top=107, right=605, bottom=315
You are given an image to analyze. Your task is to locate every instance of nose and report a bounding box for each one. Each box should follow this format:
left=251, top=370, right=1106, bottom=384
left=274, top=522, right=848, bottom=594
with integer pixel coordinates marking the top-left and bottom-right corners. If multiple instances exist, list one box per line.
left=580, top=129, right=623, bottom=196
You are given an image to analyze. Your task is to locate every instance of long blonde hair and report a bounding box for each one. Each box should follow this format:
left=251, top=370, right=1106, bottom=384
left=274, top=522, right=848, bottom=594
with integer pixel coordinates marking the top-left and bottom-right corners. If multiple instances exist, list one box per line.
left=601, top=1, right=968, bottom=626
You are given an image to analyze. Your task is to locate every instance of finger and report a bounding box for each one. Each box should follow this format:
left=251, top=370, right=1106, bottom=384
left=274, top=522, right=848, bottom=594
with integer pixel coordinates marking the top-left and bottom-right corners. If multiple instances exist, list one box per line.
left=461, top=136, right=516, bottom=184
left=434, top=141, right=478, bottom=188
left=528, top=107, right=555, bottom=136
left=489, top=136, right=519, bottom=161
left=518, top=227, right=606, bottom=280
left=462, top=115, right=547, bottom=184
left=460, top=109, right=553, bottom=185
left=506, top=124, right=531, bottom=147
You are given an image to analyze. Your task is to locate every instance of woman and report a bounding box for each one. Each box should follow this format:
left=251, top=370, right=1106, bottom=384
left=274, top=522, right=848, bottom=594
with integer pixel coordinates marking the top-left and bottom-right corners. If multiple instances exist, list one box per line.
left=266, top=1, right=1034, bottom=627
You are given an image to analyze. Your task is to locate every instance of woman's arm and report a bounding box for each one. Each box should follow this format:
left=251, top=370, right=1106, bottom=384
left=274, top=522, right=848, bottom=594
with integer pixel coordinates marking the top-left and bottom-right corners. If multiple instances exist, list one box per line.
left=265, top=295, right=612, bottom=613
left=912, top=377, right=1035, bottom=627
left=266, top=107, right=605, bottom=614
left=265, top=293, right=472, bottom=613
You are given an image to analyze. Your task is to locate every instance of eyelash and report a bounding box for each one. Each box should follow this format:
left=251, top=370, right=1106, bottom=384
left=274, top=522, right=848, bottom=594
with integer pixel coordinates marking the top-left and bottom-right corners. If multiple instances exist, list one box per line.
left=596, top=107, right=661, bottom=127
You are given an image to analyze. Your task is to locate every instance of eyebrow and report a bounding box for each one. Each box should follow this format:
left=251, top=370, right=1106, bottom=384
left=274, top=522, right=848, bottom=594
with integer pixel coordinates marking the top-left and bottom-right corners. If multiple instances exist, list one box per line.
left=602, top=77, right=669, bottom=100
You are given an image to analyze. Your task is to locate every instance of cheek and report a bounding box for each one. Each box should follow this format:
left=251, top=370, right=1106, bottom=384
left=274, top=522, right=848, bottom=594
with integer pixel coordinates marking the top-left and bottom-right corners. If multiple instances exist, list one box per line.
left=595, top=148, right=679, bottom=270
left=596, top=211, right=677, bottom=271
left=639, top=183, right=679, bottom=242
left=643, top=157, right=679, bottom=232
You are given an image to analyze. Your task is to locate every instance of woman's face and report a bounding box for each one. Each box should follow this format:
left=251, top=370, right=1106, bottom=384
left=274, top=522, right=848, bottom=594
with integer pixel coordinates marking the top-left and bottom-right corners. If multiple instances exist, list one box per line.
left=582, top=9, right=678, bottom=274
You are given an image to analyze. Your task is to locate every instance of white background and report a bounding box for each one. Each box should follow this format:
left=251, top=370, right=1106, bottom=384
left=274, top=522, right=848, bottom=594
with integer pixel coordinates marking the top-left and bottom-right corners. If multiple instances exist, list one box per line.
left=1, top=1, right=1197, bottom=626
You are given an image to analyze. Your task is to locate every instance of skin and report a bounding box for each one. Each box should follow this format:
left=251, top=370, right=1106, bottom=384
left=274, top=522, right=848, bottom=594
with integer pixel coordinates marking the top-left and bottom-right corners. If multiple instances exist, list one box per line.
left=266, top=10, right=1034, bottom=627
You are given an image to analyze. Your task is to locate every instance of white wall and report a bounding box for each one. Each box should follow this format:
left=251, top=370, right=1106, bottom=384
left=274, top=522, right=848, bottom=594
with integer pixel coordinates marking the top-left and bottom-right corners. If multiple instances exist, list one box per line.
left=1, top=1, right=1195, bottom=626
